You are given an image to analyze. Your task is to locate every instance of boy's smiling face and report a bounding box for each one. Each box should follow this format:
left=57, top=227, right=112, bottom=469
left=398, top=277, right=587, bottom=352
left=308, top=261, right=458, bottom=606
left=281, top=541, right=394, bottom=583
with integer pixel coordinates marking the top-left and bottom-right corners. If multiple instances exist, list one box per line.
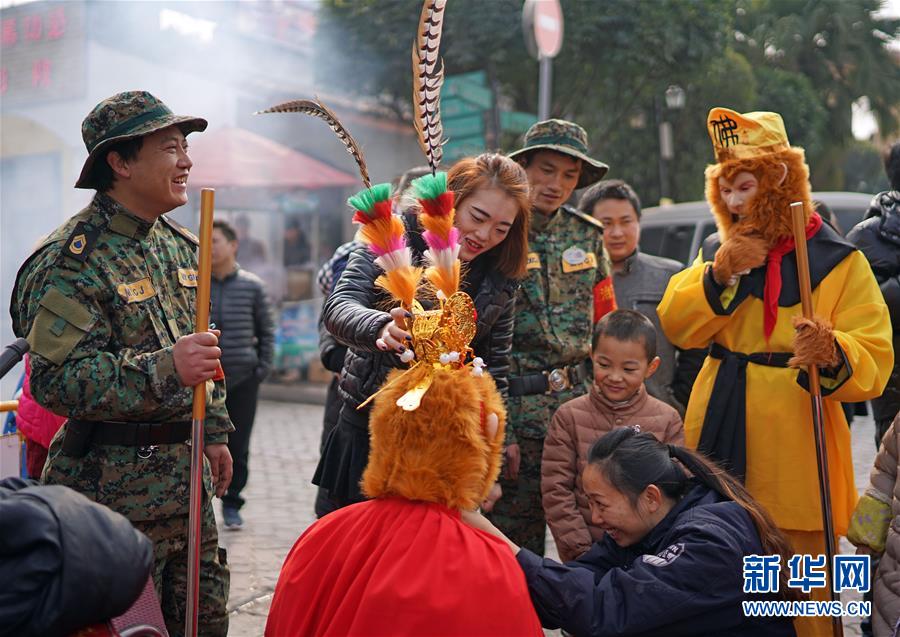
left=592, top=334, right=660, bottom=402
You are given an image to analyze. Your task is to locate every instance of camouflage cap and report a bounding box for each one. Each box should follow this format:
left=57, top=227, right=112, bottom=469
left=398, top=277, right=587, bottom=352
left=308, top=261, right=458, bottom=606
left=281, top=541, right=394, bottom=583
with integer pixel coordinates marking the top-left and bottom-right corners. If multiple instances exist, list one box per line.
left=75, top=90, right=208, bottom=189
left=508, top=118, right=608, bottom=189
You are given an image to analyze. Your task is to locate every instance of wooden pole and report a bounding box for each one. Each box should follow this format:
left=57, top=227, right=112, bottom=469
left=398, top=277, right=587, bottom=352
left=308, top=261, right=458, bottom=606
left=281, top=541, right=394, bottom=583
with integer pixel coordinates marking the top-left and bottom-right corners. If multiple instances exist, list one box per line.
left=185, top=188, right=215, bottom=637
left=790, top=201, right=842, bottom=637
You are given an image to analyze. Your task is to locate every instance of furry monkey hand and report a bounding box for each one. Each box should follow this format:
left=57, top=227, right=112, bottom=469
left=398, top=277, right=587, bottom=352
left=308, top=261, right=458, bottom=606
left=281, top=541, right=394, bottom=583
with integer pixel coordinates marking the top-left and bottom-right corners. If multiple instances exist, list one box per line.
left=789, top=316, right=840, bottom=369
left=712, top=233, right=769, bottom=286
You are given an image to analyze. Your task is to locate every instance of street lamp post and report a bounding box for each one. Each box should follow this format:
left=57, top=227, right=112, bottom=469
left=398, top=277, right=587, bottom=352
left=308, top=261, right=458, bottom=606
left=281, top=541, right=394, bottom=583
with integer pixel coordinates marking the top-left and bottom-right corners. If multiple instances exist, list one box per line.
left=657, top=85, right=685, bottom=206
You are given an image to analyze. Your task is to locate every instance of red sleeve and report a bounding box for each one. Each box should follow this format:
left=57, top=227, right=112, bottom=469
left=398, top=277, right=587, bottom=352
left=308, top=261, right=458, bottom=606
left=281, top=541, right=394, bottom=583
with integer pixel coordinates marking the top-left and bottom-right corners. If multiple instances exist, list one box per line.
left=593, top=277, right=617, bottom=323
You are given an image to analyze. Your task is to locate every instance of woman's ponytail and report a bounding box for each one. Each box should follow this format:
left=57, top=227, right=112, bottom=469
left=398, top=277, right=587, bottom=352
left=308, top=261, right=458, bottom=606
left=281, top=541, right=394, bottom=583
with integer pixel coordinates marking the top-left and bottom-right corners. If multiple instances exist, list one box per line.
left=667, top=445, right=803, bottom=602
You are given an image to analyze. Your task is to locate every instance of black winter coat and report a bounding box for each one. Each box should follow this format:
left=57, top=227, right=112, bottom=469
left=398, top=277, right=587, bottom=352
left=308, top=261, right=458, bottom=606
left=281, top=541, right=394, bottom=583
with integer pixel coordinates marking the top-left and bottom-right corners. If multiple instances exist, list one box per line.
left=847, top=191, right=900, bottom=422
left=210, top=265, right=276, bottom=387
left=323, top=214, right=518, bottom=425
left=517, top=483, right=796, bottom=637
left=0, top=478, right=153, bottom=637
left=315, top=242, right=360, bottom=517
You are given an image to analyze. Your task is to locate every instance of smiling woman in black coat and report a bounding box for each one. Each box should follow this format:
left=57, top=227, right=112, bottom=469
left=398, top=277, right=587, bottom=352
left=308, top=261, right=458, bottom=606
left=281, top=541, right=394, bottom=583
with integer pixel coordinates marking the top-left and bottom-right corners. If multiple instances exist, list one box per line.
left=313, top=153, right=531, bottom=508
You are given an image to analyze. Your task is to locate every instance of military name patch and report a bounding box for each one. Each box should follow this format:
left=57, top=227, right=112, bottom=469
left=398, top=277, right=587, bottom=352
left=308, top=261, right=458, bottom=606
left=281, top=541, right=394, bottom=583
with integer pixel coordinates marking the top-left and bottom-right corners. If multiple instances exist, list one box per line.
left=117, top=278, right=156, bottom=303
left=64, top=222, right=100, bottom=263
left=642, top=543, right=685, bottom=567
left=526, top=252, right=542, bottom=270
left=177, top=268, right=198, bottom=287
left=561, top=248, right=597, bottom=273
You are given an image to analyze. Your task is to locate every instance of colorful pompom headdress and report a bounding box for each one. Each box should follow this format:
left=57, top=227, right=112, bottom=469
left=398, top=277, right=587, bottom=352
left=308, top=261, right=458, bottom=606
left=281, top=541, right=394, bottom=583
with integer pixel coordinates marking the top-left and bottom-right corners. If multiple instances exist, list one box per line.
left=348, top=183, right=423, bottom=310
left=350, top=168, right=485, bottom=412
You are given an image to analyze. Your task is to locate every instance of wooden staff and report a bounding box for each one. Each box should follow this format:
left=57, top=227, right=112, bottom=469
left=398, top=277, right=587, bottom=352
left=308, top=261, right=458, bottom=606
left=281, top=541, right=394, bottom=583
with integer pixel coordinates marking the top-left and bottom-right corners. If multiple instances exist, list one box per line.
left=0, top=401, right=18, bottom=413
left=185, top=188, right=215, bottom=637
left=790, top=201, right=842, bottom=637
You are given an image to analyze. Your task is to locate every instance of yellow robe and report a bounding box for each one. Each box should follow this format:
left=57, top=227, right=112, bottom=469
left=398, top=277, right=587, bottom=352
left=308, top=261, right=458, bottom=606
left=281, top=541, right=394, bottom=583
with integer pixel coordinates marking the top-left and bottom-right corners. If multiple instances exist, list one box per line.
left=658, top=250, right=893, bottom=534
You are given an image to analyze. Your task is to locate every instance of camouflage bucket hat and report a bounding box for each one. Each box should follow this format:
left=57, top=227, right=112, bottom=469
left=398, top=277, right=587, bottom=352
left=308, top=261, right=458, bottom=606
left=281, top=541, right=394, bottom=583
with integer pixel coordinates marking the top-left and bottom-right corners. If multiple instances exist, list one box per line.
left=508, top=118, right=609, bottom=189
left=75, top=90, right=208, bottom=189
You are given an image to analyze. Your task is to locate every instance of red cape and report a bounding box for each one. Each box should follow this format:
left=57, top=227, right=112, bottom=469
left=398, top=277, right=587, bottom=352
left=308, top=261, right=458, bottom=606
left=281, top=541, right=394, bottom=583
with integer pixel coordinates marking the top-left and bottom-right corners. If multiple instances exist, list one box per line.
left=266, top=498, right=542, bottom=637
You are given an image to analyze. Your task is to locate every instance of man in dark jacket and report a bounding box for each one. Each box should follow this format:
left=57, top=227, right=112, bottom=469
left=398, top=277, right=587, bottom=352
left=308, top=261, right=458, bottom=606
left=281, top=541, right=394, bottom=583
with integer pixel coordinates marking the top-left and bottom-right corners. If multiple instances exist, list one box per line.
left=580, top=179, right=704, bottom=414
left=211, top=220, right=276, bottom=528
left=847, top=142, right=900, bottom=446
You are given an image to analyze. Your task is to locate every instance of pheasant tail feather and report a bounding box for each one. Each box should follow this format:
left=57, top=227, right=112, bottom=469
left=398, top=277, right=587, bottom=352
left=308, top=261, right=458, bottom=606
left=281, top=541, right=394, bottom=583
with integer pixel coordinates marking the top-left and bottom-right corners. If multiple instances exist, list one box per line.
left=257, top=97, right=371, bottom=188
left=412, top=0, right=447, bottom=174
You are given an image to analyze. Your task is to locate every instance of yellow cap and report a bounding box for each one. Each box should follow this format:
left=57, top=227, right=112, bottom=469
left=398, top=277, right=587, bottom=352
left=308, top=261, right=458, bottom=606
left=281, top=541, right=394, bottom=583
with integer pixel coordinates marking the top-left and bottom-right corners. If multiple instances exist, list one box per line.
left=707, top=107, right=790, bottom=163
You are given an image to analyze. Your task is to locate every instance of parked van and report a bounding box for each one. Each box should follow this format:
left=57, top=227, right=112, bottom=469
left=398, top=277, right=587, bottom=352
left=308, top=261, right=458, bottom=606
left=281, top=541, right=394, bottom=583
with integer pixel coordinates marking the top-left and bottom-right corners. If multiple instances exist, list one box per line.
left=638, top=191, right=873, bottom=265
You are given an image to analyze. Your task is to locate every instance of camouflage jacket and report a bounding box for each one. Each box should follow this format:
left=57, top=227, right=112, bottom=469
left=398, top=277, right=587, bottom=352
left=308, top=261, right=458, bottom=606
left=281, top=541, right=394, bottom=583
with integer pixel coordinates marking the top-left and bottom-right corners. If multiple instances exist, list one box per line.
left=507, top=205, right=611, bottom=442
left=10, top=193, right=233, bottom=521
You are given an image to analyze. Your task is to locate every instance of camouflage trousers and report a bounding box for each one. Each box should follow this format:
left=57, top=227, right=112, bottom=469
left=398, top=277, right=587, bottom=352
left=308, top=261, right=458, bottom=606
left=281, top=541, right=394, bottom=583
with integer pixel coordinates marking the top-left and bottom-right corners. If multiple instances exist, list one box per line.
left=134, top=498, right=229, bottom=637
left=487, top=435, right=546, bottom=556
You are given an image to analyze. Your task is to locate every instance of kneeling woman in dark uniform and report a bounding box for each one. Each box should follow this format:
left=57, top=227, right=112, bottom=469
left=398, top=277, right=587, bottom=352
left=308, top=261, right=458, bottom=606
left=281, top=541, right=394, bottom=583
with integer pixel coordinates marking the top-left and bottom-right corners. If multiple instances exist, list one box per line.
left=464, top=428, right=799, bottom=636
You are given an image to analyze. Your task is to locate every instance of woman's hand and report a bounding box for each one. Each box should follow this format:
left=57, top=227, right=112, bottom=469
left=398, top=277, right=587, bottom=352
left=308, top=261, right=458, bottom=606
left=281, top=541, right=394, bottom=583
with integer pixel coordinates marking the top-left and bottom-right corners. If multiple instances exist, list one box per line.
left=461, top=509, right=521, bottom=555
left=376, top=307, right=412, bottom=355
left=481, top=482, right=502, bottom=512
left=503, top=444, right=521, bottom=481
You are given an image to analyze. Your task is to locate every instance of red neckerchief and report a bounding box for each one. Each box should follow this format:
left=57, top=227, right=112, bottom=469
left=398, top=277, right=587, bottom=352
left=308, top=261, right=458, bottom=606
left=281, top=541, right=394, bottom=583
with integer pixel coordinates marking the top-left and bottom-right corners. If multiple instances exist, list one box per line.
left=763, top=211, right=822, bottom=341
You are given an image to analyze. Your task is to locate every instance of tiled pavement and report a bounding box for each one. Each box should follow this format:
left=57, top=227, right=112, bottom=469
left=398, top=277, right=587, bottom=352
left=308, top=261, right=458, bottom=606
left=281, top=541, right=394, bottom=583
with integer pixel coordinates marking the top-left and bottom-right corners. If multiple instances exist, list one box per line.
left=222, top=398, right=879, bottom=636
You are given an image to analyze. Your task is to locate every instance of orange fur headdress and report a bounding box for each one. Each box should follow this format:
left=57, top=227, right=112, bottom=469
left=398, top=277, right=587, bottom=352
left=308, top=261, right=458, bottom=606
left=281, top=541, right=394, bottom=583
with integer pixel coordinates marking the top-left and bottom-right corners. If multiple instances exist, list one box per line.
left=704, top=108, right=813, bottom=245
left=363, top=365, right=505, bottom=509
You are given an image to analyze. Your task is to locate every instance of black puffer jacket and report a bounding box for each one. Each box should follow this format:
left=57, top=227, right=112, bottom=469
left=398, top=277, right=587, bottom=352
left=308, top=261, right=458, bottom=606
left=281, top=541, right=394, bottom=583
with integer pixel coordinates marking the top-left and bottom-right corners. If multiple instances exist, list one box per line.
left=318, top=242, right=363, bottom=376
left=0, top=478, right=153, bottom=637
left=210, top=265, right=276, bottom=387
left=847, top=191, right=900, bottom=422
left=322, top=214, right=519, bottom=428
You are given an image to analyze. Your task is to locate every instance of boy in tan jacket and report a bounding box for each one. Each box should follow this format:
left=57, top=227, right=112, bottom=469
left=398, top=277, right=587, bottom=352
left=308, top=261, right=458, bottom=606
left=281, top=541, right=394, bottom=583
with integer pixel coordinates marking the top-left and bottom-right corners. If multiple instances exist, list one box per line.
left=542, top=309, right=684, bottom=562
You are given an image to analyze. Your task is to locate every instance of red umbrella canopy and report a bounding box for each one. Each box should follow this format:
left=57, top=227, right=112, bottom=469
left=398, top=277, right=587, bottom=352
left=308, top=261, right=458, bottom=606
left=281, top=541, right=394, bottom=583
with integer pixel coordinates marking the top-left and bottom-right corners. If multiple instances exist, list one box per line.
left=186, top=126, right=358, bottom=190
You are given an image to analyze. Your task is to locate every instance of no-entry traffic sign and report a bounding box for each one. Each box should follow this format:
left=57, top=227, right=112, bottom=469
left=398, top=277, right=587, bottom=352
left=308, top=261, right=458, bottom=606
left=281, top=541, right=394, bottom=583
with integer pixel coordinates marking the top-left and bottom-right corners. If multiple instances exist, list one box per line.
left=523, top=0, right=564, bottom=60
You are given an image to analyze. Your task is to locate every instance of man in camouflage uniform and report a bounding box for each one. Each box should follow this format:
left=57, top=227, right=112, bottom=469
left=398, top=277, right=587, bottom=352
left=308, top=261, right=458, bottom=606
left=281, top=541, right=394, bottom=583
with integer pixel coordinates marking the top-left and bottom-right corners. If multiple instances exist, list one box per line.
left=488, top=120, right=614, bottom=555
left=10, top=91, right=233, bottom=636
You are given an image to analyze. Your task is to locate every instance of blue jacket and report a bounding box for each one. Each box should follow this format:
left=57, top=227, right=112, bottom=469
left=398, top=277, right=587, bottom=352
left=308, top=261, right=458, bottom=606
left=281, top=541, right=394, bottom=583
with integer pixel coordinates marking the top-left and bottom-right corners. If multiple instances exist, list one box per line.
left=517, top=483, right=796, bottom=636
